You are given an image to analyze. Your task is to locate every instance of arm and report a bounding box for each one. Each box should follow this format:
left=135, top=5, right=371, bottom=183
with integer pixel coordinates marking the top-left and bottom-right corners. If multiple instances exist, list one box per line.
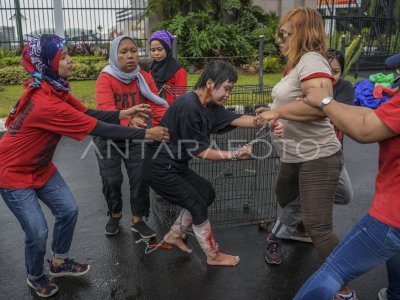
left=302, top=82, right=397, bottom=143
left=196, top=146, right=251, bottom=160
left=90, top=120, right=169, bottom=141
left=257, top=78, right=332, bottom=122
left=231, top=115, right=258, bottom=128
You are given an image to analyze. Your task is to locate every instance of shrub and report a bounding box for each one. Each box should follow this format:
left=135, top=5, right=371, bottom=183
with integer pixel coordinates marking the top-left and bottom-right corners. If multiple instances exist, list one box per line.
left=0, top=66, right=29, bottom=85
left=92, top=60, right=109, bottom=75
left=0, top=56, right=21, bottom=67
left=70, top=62, right=94, bottom=80
left=263, top=55, right=281, bottom=72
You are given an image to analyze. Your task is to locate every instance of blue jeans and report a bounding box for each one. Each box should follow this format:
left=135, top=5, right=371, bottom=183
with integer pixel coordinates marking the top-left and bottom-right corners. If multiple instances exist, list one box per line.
left=0, top=171, right=79, bottom=280
left=293, top=214, right=400, bottom=300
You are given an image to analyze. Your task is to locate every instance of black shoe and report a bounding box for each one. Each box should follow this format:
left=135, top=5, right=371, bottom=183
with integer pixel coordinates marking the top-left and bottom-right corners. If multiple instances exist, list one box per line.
left=131, top=221, right=156, bottom=238
left=105, top=216, right=121, bottom=236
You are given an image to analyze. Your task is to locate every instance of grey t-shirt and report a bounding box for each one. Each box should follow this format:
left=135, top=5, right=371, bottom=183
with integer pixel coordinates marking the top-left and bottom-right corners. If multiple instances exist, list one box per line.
left=271, top=52, right=341, bottom=163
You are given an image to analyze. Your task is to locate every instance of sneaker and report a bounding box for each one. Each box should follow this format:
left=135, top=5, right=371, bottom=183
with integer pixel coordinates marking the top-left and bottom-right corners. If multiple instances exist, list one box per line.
left=378, top=288, right=387, bottom=300
left=27, top=275, right=59, bottom=298
left=105, top=215, right=121, bottom=235
left=131, top=221, right=156, bottom=239
left=333, top=290, right=358, bottom=300
left=264, top=234, right=282, bottom=265
left=48, top=258, right=90, bottom=277
left=289, top=228, right=313, bottom=243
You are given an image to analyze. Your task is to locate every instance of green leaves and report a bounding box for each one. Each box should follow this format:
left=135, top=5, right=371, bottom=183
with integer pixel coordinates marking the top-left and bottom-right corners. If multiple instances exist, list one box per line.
left=153, top=3, right=279, bottom=67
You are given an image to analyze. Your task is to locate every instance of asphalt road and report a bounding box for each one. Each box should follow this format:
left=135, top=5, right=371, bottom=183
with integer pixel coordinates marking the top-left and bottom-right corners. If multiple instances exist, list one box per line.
left=0, top=135, right=386, bottom=300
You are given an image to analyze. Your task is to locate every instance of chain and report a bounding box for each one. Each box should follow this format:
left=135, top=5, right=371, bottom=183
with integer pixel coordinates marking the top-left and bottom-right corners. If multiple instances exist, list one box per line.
left=208, top=124, right=269, bottom=182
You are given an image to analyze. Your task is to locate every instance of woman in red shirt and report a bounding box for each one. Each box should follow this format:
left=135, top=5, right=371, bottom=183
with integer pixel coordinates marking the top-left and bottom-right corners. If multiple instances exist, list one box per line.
left=0, top=34, right=168, bottom=298
left=148, top=30, right=188, bottom=104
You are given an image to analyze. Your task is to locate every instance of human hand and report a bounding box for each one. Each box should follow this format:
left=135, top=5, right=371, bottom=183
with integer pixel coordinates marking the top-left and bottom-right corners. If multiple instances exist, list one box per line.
left=231, top=145, right=252, bottom=160
left=269, top=113, right=284, bottom=138
left=255, top=106, right=270, bottom=115
left=144, top=126, right=169, bottom=142
left=129, top=117, right=147, bottom=128
left=120, top=104, right=151, bottom=119
left=298, top=80, right=331, bottom=108
left=254, top=110, right=274, bottom=127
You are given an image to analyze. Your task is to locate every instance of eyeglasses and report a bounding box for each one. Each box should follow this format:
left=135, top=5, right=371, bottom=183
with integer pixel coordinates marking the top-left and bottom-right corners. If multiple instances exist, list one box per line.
left=277, top=31, right=292, bottom=42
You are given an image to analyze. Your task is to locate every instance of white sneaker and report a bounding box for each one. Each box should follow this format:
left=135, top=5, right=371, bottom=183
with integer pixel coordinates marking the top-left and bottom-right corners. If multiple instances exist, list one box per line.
left=378, top=288, right=387, bottom=300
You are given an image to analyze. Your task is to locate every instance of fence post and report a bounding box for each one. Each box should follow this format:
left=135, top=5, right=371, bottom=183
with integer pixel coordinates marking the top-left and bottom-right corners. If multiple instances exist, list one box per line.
left=13, top=0, right=24, bottom=50
left=341, top=34, right=346, bottom=56
left=53, top=0, right=65, bottom=38
left=258, top=35, right=264, bottom=91
left=172, top=35, right=178, bottom=60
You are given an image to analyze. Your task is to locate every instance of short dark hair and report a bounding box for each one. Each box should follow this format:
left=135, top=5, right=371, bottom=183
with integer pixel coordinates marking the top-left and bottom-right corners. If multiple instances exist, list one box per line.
left=327, top=48, right=345, bottom=74
left=194, top=60, right=238, bottom=90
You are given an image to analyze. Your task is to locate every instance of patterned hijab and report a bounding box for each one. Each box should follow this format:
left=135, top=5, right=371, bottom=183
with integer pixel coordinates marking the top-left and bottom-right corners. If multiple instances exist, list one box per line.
left=21, top=34, right=70, bottom=92
left=6, top=34, right=70, bottom=128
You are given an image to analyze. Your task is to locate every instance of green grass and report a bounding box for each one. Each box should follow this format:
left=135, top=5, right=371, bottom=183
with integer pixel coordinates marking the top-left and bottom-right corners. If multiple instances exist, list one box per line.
left=0, top=73, right=362, bottom=118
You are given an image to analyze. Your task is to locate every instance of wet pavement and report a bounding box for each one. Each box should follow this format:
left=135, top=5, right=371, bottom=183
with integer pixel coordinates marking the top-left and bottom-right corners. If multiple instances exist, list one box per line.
left=0, top=135, right=387, bottom=300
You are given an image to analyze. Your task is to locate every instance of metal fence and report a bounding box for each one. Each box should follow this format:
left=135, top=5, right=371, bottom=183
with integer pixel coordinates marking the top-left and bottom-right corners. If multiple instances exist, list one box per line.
left=149, top=85, right=279, bottom=231
left=318, top=0, right=400, bottom=70
left=0, top=0, right=149, bottom=54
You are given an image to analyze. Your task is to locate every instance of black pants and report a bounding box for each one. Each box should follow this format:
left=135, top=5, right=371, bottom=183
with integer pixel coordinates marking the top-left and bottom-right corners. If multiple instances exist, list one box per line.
left=93, top=137, right=149, bottom=217
left=144, top=146, right=215, bottom=225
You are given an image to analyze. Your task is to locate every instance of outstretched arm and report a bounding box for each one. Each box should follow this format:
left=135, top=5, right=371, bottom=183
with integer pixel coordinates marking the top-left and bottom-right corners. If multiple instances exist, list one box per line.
left=301, top=81, right=397, bottom=143
left=257, top=78, right=331, bottom=122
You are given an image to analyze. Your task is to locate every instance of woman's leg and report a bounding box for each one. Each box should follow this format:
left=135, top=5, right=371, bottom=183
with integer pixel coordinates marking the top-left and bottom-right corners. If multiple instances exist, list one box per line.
left=93, top=137, right=124, bottom=216
left=299, top=151, right=342, bottom=261
left=386, top=249, right=400, bottom=299
left=37, top=171, right=78, bottom=260
left=148, top=157, right=238, bottom=265
left=0, top=188, right=48, bottom=280
left=294, top=214, right=400, bottom=300
left=334, top=164, right=353, bottom=205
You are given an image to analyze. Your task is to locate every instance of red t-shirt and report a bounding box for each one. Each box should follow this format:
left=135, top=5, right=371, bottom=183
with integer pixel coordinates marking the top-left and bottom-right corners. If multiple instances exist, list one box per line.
left=149, top=67, right=188, bottom=105
left=369, top=92, right=400, bottom=229
left=96, top=70, right=167, bottom=126
left=0, top=86, right=97, bottom=189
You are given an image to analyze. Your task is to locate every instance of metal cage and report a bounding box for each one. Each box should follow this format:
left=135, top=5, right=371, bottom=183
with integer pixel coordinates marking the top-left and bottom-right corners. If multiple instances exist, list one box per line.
left=150, top=85, right=279, bottom=231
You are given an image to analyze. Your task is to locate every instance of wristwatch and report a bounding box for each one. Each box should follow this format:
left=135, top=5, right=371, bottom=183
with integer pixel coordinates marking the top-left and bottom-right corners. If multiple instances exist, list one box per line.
left=320, top=97, right=334, bottom=110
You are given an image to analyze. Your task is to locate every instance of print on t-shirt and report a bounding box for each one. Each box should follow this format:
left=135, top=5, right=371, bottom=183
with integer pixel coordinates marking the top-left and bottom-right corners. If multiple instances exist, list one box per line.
left=8, top=100, right=35, bottom=136
left=114, top=92, right=137, bottom=109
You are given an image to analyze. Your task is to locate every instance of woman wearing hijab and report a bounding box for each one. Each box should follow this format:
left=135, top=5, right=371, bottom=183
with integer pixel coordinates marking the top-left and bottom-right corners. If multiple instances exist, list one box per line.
left=149, top=30, right=187, bottom=104
left=94, top=36, right=169, bottom=238
left=0, top=34, right=168, bottom=298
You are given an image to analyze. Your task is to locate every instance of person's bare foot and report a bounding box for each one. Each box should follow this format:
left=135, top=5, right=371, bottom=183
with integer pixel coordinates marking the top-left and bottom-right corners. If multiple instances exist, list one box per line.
left=206, top=252, right=240, bottom=266
left=164, top=232, right=192, bottom=253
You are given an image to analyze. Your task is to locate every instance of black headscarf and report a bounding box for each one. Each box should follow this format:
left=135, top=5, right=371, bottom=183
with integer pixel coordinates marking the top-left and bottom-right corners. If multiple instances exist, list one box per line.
left=149, top=39, right=182, bottom=91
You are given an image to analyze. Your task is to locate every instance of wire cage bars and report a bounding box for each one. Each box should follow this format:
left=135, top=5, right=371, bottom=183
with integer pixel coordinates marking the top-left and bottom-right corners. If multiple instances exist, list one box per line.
left=149, top=85, right=279, bottom=233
